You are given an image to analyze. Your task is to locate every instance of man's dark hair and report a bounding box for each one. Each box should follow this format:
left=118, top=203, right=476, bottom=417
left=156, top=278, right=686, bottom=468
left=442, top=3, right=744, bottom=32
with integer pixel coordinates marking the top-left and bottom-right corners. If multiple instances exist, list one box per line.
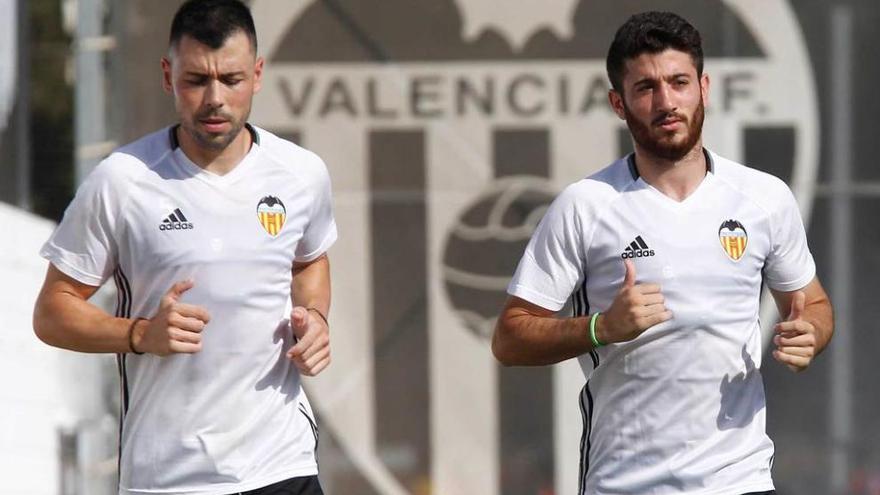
left=606, top=11, right=703, bottom=93
left=169, top=0, right=257, bottom=53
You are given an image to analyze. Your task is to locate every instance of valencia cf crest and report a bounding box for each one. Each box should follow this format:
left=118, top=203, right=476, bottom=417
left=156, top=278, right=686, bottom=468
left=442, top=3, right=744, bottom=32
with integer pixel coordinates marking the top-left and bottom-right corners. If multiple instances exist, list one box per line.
left=257, top=196, right=286, bottom=237
left=718, top=219, right=748, bottom=261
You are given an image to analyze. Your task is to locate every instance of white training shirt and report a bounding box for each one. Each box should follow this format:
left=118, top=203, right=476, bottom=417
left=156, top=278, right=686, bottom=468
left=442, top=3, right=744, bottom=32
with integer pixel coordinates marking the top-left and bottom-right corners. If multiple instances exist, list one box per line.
left=41, top=125, right=337, bottom=495
left=508, top=150, right=815, bottom=495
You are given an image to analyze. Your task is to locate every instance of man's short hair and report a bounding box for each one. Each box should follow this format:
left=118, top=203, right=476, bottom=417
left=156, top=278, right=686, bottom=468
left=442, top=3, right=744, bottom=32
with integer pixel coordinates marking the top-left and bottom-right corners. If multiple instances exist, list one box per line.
left=606, top=11, right=703, bottom=93
left=169, top=0, right=257, bottom=53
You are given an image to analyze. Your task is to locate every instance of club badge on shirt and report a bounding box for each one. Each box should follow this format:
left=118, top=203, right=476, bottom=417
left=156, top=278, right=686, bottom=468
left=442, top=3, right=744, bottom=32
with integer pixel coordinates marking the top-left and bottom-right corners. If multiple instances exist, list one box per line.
left=718, top=219, right=748, bottom=261
left=257, top=196, right=286, bottom=237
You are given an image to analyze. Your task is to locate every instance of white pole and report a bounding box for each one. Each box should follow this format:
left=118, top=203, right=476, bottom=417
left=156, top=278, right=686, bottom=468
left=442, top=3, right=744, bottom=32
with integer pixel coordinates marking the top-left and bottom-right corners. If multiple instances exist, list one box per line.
left=829, top=5, right=853, bottom=494
left=75, top=0, right=115, bottom=185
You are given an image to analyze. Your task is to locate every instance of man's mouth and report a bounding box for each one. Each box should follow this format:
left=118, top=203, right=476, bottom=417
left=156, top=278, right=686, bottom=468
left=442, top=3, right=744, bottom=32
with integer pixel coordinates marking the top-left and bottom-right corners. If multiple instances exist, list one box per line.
left=654, top=115, right=684, bottom=131
left=199, top=117, right=229, bottom=132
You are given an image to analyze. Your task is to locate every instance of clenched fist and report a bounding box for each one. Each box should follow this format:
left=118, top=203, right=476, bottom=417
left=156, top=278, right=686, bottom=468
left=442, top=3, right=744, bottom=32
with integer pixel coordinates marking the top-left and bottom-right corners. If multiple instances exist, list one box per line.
left=773, top=291, right=817, bottom=372
left=286, top=307, right=331, bottom=376
left=132, top=279, right=211, bottom=355
left=595, top=259, right=673, bottom=345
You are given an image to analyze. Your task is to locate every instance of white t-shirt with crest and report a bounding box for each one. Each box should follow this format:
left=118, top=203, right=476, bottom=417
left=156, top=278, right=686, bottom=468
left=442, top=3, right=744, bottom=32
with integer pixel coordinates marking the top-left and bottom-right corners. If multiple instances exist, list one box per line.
left=509, top=150, right=815, bottom=495
left=42, top=124, right=336, bottom=495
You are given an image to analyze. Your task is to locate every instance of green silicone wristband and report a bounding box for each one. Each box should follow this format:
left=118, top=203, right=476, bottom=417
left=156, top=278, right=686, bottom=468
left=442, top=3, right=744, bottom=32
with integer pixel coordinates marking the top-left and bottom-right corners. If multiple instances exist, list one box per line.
left=589, top=312, right=605, bottom=348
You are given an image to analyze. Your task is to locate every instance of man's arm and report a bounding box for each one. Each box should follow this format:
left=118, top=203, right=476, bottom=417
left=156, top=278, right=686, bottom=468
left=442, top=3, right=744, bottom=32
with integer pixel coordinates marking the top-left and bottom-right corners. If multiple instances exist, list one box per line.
left=33, top=264, right=210, bottom=355
left=33, top=264, right=133, bottom=353
left=770, top=276, right=834, bottom=372
left=288, top=253, right=331, bottom=376
left=493, top=259, right=672, bottom=366
left=492, top=296, right=593, bottom=366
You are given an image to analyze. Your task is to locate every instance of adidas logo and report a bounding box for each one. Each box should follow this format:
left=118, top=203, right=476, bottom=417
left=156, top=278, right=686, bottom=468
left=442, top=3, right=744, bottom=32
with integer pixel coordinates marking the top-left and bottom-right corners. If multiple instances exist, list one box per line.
left=621, top=235, right=655, bottom=259
left=159, top=208, right=194, bottom=231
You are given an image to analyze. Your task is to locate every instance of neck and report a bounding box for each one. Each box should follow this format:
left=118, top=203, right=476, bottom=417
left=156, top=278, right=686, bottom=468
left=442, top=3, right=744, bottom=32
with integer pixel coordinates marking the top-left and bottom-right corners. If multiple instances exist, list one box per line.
left=632, top=142, right=708, bottom=202
left=176, top=125, right=252, bottom=176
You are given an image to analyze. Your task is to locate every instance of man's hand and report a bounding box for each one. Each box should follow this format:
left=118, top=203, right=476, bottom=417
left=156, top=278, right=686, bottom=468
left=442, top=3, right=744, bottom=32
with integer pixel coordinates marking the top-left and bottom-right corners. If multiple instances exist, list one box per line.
left=772, top=291, right=817, bottom=372
left=287, top=307, right=331, bottom=376
left=133, top=280, right=211, bottom=355
left=596, top=259, right=672, bottom=345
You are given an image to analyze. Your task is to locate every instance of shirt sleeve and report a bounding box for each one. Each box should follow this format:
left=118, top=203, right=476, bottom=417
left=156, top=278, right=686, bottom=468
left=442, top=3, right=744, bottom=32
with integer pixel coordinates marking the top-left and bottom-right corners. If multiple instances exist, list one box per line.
left=762, top=184, right=816, bottom=291
left=294, top=155, right=338, bottom=262
left=39, top=160, right=122, bottom=286
left=507, top=187, right=585, bottom=311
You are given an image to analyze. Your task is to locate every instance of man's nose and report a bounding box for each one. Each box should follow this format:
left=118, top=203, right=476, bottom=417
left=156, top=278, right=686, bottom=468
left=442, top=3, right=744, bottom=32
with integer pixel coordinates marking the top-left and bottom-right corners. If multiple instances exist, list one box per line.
left=204, top=80, right=224, bottom=109
left=653, top=82, right=676, bottom=113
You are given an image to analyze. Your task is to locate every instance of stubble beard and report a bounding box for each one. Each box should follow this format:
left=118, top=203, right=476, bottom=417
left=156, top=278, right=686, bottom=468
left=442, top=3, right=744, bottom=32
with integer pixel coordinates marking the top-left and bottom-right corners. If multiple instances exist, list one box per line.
left=183, top=107, right=249, bottom=152
left=624, top=96, right=705, bottom=162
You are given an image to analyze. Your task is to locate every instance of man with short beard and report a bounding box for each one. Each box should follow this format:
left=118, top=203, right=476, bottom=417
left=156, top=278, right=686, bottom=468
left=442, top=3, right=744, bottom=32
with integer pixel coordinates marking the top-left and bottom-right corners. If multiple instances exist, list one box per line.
left=33, top=1, right=333, bottom=494
left=492, top=11, right=833, bottom=495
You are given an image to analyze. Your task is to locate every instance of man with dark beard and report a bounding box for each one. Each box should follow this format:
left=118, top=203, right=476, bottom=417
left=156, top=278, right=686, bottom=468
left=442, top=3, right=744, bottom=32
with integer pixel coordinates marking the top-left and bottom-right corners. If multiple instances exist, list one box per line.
left=492, top=11, right=833, bottom=495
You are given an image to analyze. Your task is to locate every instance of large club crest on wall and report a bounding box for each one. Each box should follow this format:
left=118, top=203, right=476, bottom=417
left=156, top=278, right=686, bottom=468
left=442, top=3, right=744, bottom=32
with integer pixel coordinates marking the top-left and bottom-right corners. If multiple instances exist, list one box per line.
left=442, top=177, right=557, bottom=339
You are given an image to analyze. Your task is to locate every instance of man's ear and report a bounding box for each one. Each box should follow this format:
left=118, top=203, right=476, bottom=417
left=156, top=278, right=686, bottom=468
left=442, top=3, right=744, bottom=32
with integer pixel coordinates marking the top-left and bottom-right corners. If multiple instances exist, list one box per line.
left=699, top=72, right=710, bottom=109
left=253, top=56, right=265, bottom=94
left=161, top=56, right=173, bottom=94
left=608, top=89, right=626, bottom=121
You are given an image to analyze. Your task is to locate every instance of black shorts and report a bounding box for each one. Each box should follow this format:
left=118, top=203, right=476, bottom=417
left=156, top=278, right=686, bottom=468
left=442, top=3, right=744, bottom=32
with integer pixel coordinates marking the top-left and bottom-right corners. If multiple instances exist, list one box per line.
left=743, top=491, right=775, bottom=495
left=233, top=476, right=324, bottom=495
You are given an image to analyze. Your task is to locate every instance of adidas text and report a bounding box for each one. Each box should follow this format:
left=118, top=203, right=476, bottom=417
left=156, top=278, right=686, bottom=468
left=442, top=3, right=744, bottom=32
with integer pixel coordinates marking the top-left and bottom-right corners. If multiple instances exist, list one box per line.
left=159, top=222, right=194, bottom=231
left=621, top=235, right=655, bottom=258
left=159, top=208, right=194, bottom=231
left=621, top=249, right=655, bottom=259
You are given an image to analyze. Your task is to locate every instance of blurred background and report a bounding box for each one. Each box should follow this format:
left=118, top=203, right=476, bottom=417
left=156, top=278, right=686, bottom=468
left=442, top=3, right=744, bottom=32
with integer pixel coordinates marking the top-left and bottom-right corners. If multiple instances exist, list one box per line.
left=2, top=0, right=879, bottom=494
